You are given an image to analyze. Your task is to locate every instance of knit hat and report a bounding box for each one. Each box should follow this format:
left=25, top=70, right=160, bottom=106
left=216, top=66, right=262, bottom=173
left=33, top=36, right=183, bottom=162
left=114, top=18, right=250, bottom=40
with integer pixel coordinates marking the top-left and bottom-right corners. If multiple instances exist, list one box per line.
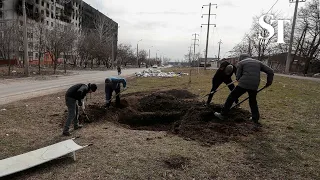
left=88, top=83, right=97, bottom=92
left=239, top=54, right=250, bottom=61
left=224, top=65, right=234, bottom=75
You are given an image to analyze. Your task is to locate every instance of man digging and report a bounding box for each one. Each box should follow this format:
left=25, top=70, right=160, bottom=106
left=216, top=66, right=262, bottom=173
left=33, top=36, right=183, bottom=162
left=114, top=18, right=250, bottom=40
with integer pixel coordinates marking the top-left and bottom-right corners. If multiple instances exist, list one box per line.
left=214, top=54, right=274, bottom=127
left=206, top=61, right=239, bottom=106
left=63, top=83, right=97, bottom=136
left=105, top=77, right=127, bottom=108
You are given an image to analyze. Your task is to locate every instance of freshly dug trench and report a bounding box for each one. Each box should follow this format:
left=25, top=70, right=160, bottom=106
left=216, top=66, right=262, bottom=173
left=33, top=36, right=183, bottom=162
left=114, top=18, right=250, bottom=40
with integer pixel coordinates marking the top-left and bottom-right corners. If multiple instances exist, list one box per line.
left=76, top=89, right=262, bottom=145
left=118, top=111, right=183, bottom=131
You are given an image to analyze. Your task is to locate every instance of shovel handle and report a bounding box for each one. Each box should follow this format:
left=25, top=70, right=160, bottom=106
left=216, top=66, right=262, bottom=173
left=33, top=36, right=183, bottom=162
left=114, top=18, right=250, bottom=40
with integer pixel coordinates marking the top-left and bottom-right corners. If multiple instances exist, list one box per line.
left=231, top=86, right=267, bottom=109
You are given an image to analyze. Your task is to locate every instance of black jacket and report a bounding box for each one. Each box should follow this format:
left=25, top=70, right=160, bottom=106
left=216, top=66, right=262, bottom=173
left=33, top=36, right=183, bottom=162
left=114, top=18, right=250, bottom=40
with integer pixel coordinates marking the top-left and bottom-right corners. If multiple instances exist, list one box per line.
left=213, top=61, right=237, bottom=81
left=65, top=83, right=89, bottom=101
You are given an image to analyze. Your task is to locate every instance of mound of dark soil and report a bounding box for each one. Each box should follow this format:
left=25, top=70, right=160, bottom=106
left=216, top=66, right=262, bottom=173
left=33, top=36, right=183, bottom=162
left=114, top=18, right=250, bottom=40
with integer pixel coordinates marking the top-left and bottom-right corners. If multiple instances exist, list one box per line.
left=163, top=89, right=198, bottom=99
left=138, top=93, right=192, bottom=112
left=172, top=105, right=257, bottom=145
left=75, top=89, right=261, bottom=145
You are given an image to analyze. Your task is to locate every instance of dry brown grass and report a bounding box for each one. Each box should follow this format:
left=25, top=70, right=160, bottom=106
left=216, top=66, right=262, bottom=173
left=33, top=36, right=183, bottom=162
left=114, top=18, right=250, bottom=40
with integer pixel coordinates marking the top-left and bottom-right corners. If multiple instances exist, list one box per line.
left=0, top=67, right=319, bottom=179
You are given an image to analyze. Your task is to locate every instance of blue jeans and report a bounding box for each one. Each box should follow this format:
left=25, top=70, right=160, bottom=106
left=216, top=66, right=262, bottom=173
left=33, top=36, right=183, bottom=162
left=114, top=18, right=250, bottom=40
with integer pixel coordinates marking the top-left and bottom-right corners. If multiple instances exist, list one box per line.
left=63, top=96, right=79, bottom=132
left=105, top=86, right=121, bottom=107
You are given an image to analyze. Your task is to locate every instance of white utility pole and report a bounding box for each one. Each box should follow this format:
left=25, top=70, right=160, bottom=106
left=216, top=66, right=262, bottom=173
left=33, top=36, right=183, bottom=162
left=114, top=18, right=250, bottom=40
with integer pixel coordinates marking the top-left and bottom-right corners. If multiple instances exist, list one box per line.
left=22, top=0, right=29, bottom=76
left=201, top=3, right=217, bottom=70
left=285, top=0, right=306, bottom=73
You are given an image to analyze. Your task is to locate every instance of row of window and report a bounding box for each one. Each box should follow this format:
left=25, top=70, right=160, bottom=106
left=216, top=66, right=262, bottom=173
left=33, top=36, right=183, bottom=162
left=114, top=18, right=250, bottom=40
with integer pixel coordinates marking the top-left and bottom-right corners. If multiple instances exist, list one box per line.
left=35, top=0, right=81, bottom=11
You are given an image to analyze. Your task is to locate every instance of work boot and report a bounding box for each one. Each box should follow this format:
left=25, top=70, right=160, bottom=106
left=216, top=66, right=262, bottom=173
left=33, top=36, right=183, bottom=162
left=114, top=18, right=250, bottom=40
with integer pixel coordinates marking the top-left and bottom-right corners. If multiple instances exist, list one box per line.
left=62, top=131, right=71, bottom=136
left=249, top=117, right=262, bottom=127
left=214, top=112, right=225, bottom=120
left=74, top=124, right=83, bottom=130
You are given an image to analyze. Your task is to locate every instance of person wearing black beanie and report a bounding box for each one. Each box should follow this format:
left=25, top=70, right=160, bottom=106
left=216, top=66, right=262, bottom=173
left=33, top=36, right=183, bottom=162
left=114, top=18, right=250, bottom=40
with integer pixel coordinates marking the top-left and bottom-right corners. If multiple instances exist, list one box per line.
left=63, top=83, right=97, bottom=136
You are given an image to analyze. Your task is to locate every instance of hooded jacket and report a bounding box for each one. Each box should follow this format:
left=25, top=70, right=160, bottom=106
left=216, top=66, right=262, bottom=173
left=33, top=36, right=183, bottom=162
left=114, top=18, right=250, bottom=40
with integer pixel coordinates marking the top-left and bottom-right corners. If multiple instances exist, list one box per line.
left=105, top=77, right=126, bottom=90
left=236, top=58, right=274, bottom=90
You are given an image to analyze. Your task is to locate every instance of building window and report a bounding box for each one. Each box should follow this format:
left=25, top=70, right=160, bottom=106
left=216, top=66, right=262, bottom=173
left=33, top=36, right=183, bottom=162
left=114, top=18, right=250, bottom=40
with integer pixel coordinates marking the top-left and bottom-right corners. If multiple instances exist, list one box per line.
left=51, top=13, right=53, bottom=18
left=46, top=20, right=49, bottom=25
left=27, top=32, right=33, bottom=39
left=35, top=53, right=38, bottom=58
left=51, top=22, right=53, bottom=26
left=28, top=52, right=33, bottom=57
left=28, top=43, right=33, bottom=50
left=41, top=10, right=44, bottom=15
left=41, top=1, right=44, bottom=6
left=0, top=11, right=3, bottom=19
left=46, top=11, right=49, bottom=17
left=36, top=0, right=39, bottom=4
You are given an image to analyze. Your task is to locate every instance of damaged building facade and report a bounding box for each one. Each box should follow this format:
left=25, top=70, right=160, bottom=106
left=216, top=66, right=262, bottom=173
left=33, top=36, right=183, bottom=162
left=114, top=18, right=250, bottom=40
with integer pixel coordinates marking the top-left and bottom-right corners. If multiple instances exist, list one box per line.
left=0, top=0, right=118, bottom=65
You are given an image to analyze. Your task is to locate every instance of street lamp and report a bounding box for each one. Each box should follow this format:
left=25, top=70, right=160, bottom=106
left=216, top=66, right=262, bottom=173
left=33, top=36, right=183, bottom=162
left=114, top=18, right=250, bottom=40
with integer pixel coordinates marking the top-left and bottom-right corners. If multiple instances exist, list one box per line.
left=136, top=39, right=142, bottom=67
left=148, top=46, right=153, bottom=68
left=156, top=49, right=159, bottom=62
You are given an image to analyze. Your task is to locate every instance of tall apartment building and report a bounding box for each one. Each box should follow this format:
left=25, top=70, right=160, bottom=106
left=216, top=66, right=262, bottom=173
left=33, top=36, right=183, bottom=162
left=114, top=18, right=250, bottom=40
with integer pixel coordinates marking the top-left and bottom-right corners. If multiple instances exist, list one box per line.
left=0, top=0, right=118, bottom=64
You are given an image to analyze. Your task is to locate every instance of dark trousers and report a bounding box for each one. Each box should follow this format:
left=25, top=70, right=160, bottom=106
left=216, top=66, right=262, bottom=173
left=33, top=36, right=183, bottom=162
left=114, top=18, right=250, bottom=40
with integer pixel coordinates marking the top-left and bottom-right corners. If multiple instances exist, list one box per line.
left=221, top=86, right=259, bottom=121
left=207, top=78, right=238, bottom=104
left=105, top=86, right=121, bottom=107
left=63, top=97, right=79, bottom=132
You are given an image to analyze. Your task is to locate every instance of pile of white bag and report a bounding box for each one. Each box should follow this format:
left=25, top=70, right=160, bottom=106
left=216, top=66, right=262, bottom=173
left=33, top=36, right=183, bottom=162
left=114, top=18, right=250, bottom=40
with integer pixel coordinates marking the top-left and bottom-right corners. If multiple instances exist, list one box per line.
left=134, top=69, right=188, bottom=78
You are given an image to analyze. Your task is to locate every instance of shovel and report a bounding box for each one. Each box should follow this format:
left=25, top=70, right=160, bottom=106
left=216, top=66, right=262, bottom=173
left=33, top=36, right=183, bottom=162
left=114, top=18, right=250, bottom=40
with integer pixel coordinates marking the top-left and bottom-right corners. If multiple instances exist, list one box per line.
left=231, top=86, right=267, bottom=109
left=81, top=106, right=91, bottom=122
left=106, top=87, right=129, bottom=105
left=203, top=80, right=237, bottom=98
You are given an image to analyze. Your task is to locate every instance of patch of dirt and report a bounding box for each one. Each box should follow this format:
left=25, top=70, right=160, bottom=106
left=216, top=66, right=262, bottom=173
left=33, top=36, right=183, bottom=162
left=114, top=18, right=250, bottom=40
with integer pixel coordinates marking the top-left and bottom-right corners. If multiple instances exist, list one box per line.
left=163, top=155, right=190, bottom=170
left=75, top=89, right=260, bottom=145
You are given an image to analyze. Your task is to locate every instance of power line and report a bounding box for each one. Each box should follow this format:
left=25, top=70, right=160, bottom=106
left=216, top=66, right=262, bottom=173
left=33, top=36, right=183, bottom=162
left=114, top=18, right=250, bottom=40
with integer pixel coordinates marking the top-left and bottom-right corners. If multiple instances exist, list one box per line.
left=201, top=3, right=217, bottom=70
left=267, top=0, right=280, bottom=14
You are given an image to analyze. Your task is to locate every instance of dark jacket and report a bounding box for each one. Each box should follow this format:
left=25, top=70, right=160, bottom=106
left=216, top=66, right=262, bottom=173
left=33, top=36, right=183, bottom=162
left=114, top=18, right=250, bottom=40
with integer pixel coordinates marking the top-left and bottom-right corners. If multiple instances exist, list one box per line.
left=236, top=58, right=274, bottom=90
left=213, top=61, right=237, bottom=82
left=65, top=84, right=89, bottom=101
left=105, top=77, right=126, bottom=90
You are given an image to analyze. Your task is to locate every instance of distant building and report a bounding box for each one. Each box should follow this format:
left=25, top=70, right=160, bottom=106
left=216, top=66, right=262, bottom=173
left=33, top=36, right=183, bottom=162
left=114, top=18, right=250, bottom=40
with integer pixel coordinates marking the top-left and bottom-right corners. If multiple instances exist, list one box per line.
left=198, top=57, right=219, bottom=68
left=0, top=0, right=117, bottom=65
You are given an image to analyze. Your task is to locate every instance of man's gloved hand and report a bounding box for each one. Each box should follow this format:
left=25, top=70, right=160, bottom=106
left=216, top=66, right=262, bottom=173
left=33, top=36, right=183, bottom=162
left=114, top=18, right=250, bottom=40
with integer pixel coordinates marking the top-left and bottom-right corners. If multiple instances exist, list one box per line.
left=265, top=81, right=272, bottom=87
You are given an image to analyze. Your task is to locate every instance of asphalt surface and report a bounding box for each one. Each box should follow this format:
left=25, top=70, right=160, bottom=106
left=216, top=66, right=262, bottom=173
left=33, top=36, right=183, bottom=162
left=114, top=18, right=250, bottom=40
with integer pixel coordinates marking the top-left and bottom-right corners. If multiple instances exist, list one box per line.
left=0, top=67, right=319, bottom=105
left=0, top=68, right=145, bottom=105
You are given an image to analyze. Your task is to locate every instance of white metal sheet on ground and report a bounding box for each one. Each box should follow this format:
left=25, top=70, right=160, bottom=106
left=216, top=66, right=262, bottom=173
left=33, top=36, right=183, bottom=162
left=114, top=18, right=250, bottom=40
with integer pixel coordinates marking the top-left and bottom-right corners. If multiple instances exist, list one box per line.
left=0, top=139, right=84, bottom=178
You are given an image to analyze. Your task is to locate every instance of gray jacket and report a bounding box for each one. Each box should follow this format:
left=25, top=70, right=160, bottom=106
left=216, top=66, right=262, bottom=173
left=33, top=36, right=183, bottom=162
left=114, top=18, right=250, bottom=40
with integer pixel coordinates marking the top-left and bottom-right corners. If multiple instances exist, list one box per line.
left=236, top=58, right=274, bottom=90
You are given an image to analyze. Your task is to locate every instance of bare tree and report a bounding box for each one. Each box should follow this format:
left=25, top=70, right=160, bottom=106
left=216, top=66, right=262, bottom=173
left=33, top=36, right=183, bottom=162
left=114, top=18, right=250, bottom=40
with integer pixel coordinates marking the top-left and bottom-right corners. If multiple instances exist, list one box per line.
left=45, top=23, right=77, bottom=73
left=0, top=20, right=19, bottom=75
left=117, top=43, right=134, bottom=66
left=138, top=49, right=148, bottom=67
left=294, top=0, right=320, bottom=74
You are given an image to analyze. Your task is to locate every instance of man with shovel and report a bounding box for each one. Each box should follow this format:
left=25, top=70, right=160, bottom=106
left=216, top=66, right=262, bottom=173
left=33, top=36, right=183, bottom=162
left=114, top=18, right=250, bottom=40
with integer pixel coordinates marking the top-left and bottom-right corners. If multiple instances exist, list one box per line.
left=105, top=77, right=127, bottom=108
left=205, top=61, right=239, bottom=106
left=214, top=54, right=274, bottom=126
left=63, top=83, right=97, bottom=136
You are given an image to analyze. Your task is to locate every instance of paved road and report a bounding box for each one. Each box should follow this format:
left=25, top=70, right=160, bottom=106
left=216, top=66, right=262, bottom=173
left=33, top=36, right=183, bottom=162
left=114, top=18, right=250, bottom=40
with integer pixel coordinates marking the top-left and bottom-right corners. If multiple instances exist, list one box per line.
left=208, top=67, right=320, bottom=82
left=0, top=68, right=145, bottom=105
left=275, top=73, right=320, bottom=82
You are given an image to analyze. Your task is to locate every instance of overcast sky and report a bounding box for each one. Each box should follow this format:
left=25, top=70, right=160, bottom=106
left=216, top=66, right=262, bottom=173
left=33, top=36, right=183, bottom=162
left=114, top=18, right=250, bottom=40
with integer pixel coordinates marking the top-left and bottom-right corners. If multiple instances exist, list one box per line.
left=84, top=0, right=304, bottom=61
